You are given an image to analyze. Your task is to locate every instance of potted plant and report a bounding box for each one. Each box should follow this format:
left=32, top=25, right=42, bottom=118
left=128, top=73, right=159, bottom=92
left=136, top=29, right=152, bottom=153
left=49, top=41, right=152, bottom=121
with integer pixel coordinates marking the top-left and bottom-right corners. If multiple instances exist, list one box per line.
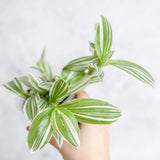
left=3, top=15, right=155, bottom=153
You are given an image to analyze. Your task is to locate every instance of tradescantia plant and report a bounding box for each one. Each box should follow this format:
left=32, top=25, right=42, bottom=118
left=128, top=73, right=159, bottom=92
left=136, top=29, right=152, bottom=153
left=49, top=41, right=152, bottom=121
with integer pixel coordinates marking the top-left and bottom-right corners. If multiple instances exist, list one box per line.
left=3, top=15, right=155, bottom=153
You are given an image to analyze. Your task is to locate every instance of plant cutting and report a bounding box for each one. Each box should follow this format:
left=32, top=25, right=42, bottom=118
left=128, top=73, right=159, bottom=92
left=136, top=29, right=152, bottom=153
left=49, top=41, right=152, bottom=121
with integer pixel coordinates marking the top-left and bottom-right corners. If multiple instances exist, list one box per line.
left=3, top=15, right=155, bottom=153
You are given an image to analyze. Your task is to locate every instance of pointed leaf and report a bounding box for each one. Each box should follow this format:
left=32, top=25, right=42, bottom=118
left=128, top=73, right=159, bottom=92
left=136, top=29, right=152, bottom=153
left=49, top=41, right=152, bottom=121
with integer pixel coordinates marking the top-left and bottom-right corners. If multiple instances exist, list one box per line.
left=37, top=49, right=53, bottom=81
left=106, top=59, right=155, bottom=87
left=87, top=63, right=104, bottom=84
left=3, top=77, right=28, bottom=98
left=21, top=74, right=49, bottom=94
left=95, top=23, right=102, bottom=59
left=101, top=15, right=112, bottom=55
left=23, top=93, right=40, bottom=121
left=38, top=81, right=53, bottom=91
left=59, top=98, right=121, bottom=124
left=101, top=50, right=114, bottom=65
left=49, top=78, right=69, bottom=103
left=38, top=98, right=51, bottom=112
left=51, top=108, right=80, bottom=147
left=61, top=70, right=85, bottom=85
left=89, top=41, right=96, bottom=56
left=28, top=108, right=53, bottom=153
left=68, top=75, right=90, bottom=95
left=63, top=56, right=98, bottom=72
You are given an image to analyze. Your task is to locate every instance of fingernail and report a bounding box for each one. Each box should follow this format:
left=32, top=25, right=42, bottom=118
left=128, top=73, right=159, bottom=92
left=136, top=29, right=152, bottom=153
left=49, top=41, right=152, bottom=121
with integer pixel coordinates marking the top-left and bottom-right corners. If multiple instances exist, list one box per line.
left=26, top=126, right=30, bottom=131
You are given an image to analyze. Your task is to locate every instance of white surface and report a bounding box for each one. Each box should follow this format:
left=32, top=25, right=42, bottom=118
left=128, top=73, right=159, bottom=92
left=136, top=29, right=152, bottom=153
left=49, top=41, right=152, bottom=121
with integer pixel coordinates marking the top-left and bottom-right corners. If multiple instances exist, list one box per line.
left=0, top=0, right=160, bottom=159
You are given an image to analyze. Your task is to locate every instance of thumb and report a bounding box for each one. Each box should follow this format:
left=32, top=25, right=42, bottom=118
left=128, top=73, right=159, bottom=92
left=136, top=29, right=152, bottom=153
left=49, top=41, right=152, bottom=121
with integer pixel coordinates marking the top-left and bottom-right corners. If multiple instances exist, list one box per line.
left=76, top=90, right=89, bottom=99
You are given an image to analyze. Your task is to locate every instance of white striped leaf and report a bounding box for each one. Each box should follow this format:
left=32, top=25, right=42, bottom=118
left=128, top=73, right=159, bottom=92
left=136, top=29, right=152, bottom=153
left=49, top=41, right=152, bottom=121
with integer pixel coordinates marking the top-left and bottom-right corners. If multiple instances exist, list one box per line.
left=59, top=98, right=121, bottom=124
left=88, top=63, right=104, bottom=84
left=101, top=50, right=114, bottom=65
left=49, top=78, right=69, bottom=103
left=38, top=81, right=53, bottom=91
left=61, top=70, right=85, bottom=85
left=63, top=56, right=98, bottom=72
left=28, top=108, right=53, bottom=153
left=21, top=74, right=49, bottom=94
left=28, top=74, right=46, bottom=93
left=38, top=98, right=51, bottom=112
left=94, top=16, right=113, bottom=66
left=20, top=76, right=31, bottom=88
left=101, top=15, right=112, bottom=57
left=51, top=108, right=80, bottom=147
left=36, top=49, right=53, bottom=81
left=106, top=59, right=155, bottom=87
left=95, top=23, right=102, bottom=59
left=23, top=93, right=40, bottom=121
left=68, top=75, right=90, bottom=95
left=52, top=131, right=63, bottom=148
left=3, top=77, right=28, bottom=98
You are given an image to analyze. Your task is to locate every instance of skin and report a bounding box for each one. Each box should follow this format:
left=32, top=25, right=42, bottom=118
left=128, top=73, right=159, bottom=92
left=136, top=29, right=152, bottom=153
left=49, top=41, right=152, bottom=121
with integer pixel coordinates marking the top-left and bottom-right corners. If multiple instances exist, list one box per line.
left=49, top=90, right=110, bottom=160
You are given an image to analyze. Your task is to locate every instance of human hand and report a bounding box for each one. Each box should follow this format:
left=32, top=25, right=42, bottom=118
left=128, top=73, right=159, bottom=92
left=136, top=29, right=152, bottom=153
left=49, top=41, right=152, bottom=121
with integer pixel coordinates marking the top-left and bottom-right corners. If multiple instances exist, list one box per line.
left=49, top=90, right=110, bottom=160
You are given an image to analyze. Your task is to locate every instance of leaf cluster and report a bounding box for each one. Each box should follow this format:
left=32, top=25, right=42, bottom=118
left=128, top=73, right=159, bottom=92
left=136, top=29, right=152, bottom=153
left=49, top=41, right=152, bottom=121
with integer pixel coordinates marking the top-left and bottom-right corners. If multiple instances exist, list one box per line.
left=3, top=15, right=155, bottom=153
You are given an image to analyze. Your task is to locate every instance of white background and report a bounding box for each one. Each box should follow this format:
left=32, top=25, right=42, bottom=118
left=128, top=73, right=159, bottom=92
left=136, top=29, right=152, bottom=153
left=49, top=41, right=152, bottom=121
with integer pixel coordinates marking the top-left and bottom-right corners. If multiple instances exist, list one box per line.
left=0, top=0, right=160, bottom=159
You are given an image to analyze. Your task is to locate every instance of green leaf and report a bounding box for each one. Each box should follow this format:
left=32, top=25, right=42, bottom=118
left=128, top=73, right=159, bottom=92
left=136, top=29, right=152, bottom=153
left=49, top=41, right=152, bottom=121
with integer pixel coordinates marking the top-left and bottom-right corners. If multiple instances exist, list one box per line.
left=87, top=63, right=104, bottom=84
left=3, top=77, right=28, bottom=98
left=51, top=108, right=80, bottom=147
left=68, top=75, right=90, bottom=95
left=19, top=76, right=31, bottom=88
left=23, top=93, right=40, bottom=121
left=101, top=50, right=114, bottom=65
left=21, top=73, right=49, bottom=94
left=49, top=78, right=69, bottom=103
left=36, top=49, right=53, bottom=81
left=106, top=59, right=155, bottom=87
left=101, top=15, right=112, bottom=56
left=52, top=131, right=63, bottom=147
left=63, top=56, right=98, bottom=72
left=38, top=98, right=51, bottom=112
left=59, top=98, right=121, bottom=124
left=94, top=16, right=113, bottom=66
left=89, top=41, right=96, bottom=56
left=94, top=23, right=102, bottom=59
left=61, top=70, right=85, bottom=85
left=38, top=81, right=53, bottom=91
left=28, top=108, right=53, bottom=153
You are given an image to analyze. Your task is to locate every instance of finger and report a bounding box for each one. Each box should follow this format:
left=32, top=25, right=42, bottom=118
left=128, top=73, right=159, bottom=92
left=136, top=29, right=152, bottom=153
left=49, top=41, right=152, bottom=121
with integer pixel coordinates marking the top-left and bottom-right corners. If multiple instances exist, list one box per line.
left=76, top=90, right=89, bottom=99
left=49, top=136, right=60, bottom=150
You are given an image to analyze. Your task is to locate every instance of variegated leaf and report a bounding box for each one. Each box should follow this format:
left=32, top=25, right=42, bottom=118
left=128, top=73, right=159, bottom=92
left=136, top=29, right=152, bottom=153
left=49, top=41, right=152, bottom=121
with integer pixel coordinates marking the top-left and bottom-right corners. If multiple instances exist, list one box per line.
left=28, top=108, right=53, bottom=153
left=87, top=63, right=104, bottom=84
left=101, top=50, right=114, bottom=65
left=89, top=41, right=96, bottom=56
left=106, top=59, right=155, bottom=87
left=95, top=23, right=102, bottom=59
left=49, top=78, right=69, bottom=103
left=68, top=75, right=90, bottom=95
left=63, top=56, right=98, bottom=72
left=59, top=98, right=121, bottom=124
left=21, top=74, right=49, bottom=94
left=38, top=81, right=53, bottom=91
left=61, top=70, right=85, bottom=85
left=3, top=77, right=28, bottom=98
left=23, top=93, right=40, bottom=121
left=51, top=108, right=80, bottom=147
left=101, top=15, right=112, bottom=56
left=52, top=131, right=63, bottom=148
left=38, top=98, right=51, bottom=112
left=94, top=16, right=113, bottom=66
left=37, top=49, right=53, bottom=81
